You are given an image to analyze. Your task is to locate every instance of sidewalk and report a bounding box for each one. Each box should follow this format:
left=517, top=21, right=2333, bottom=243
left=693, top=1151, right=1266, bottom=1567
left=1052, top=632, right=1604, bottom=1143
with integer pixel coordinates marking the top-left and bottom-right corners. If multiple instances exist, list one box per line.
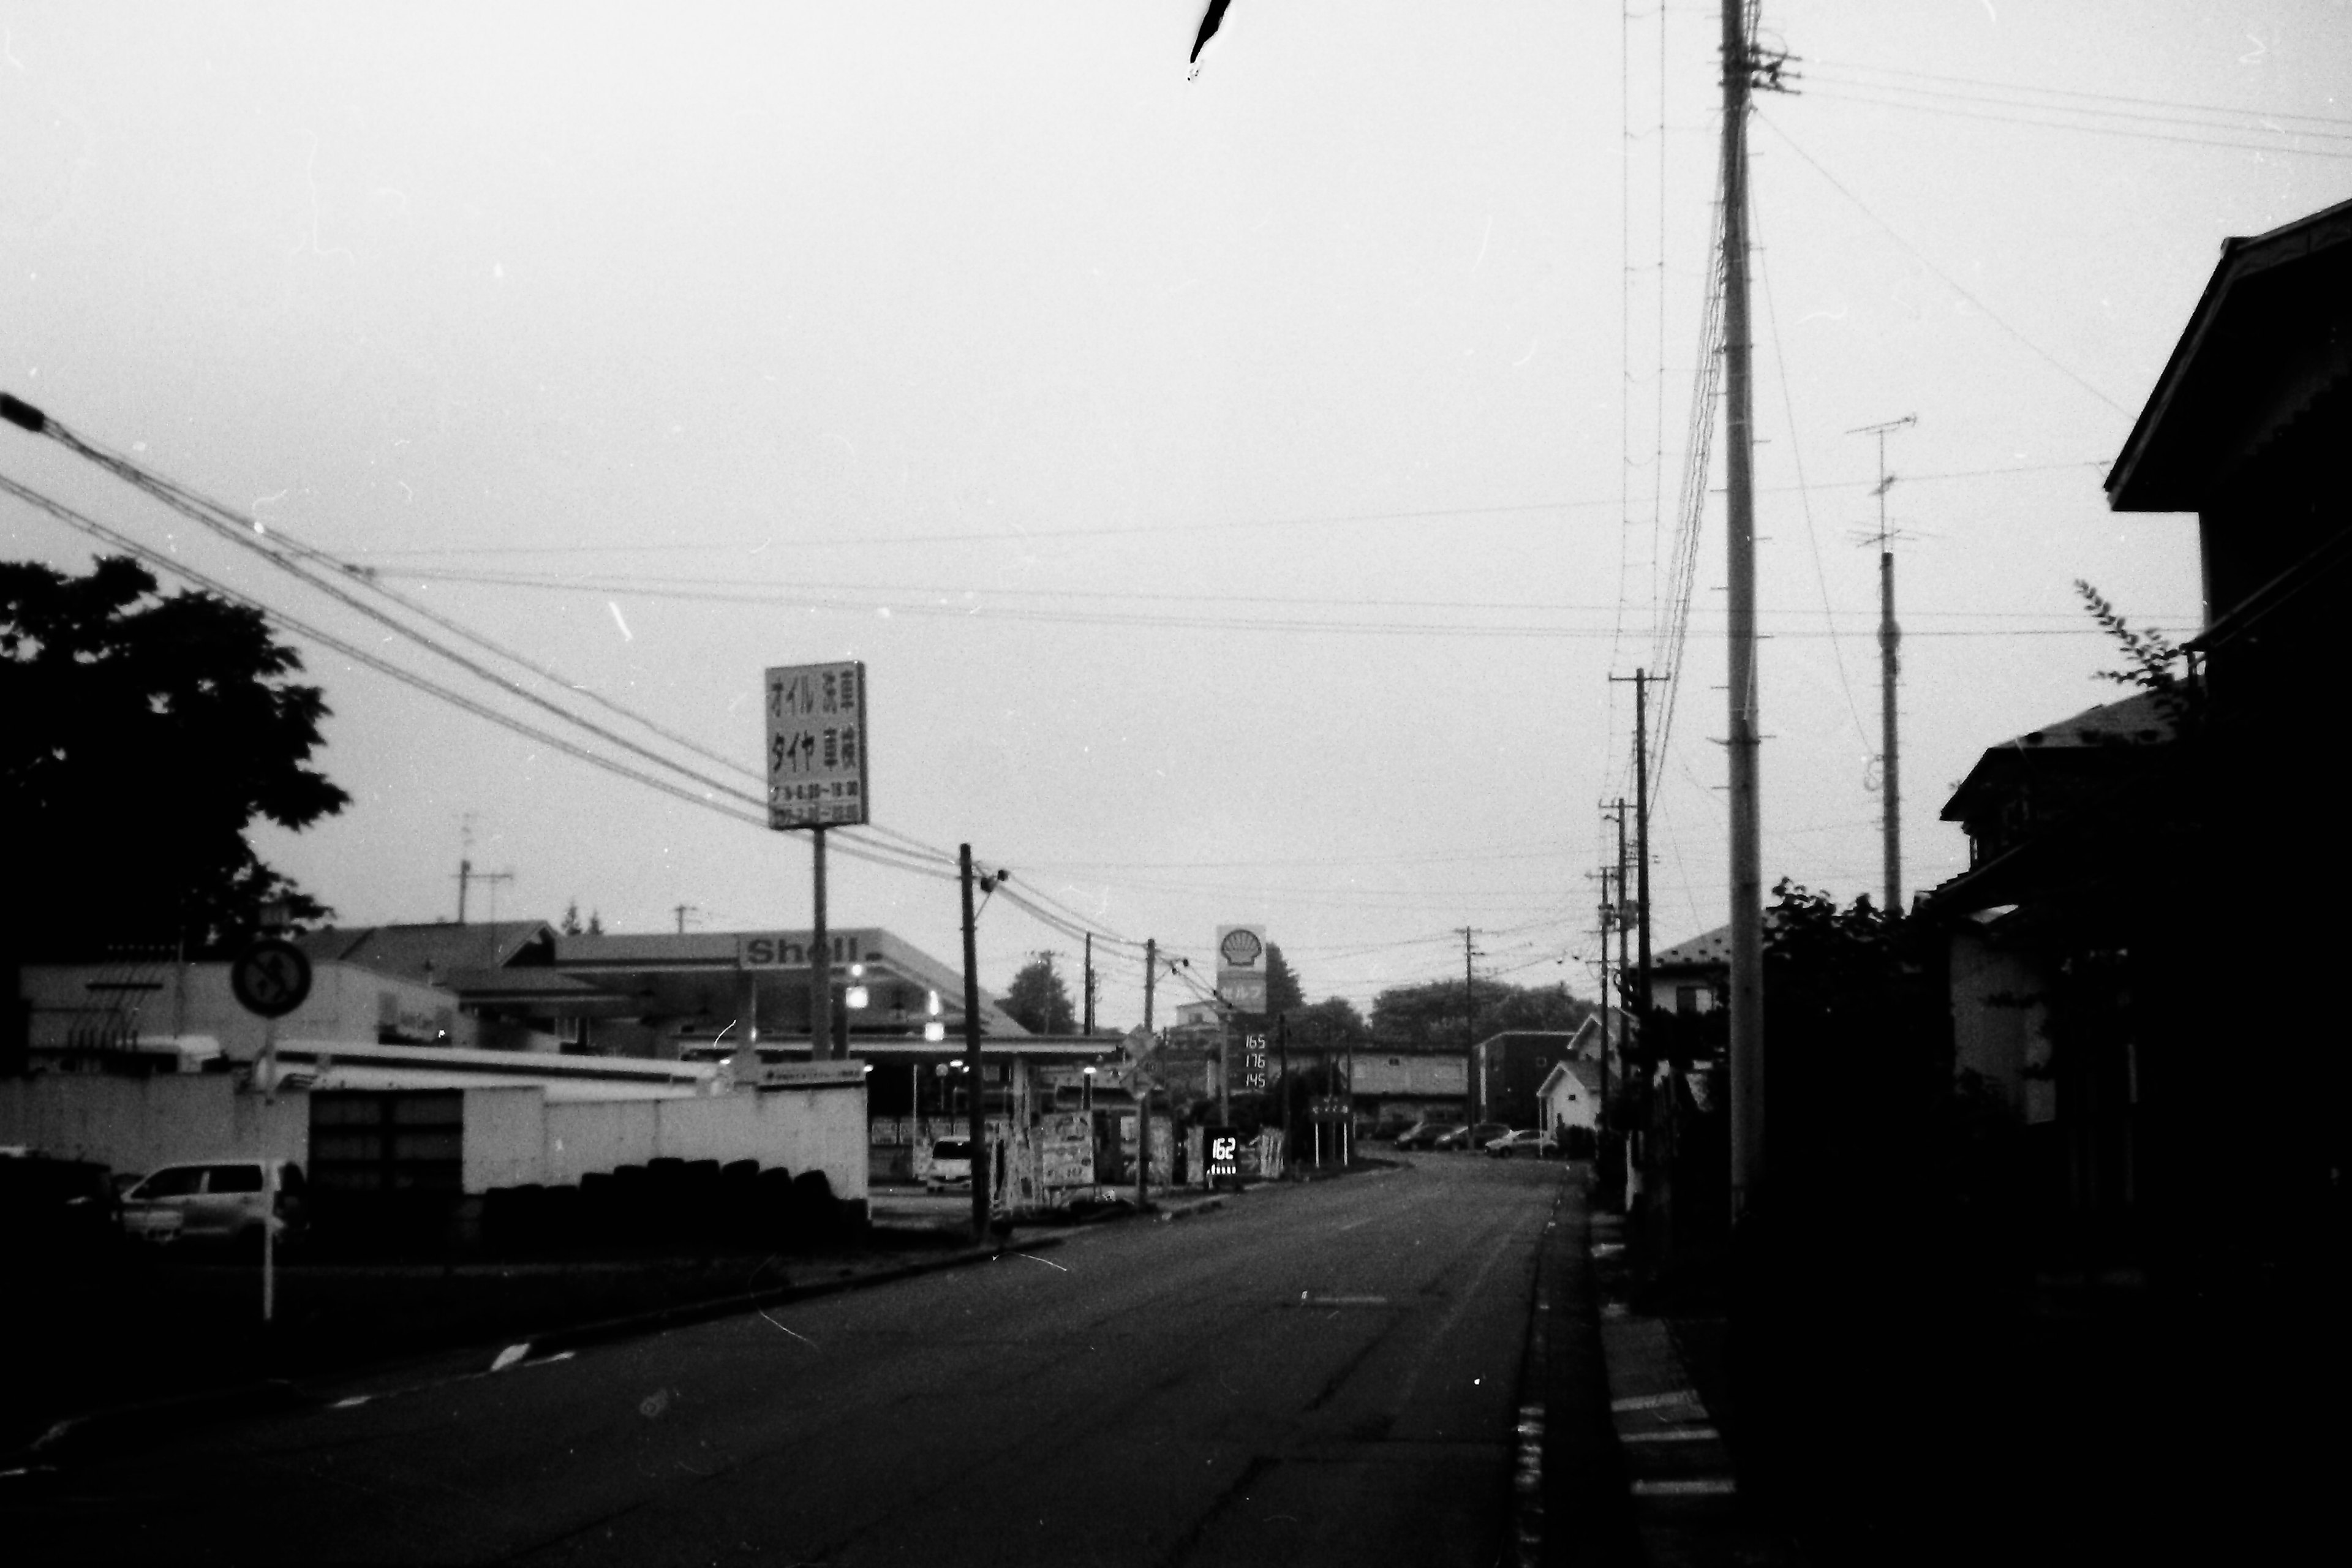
left=1575, top=1187, right=1803, bottom=1567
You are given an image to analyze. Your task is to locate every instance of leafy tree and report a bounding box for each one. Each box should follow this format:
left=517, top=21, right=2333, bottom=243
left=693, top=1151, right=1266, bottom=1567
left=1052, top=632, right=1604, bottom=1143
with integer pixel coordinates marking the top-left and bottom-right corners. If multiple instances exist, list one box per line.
left=1286, top=995, right=1368, bottom=1049
left=1001, top=954, right=1076, bottom=1034
left=2076, top=579, right=2202, bottom=728
left=0, top=556, right=347, bottom=959
left=1370, top=976, right=1591, bottom=1047
left=1263, top=941, right=1305, bottom=1016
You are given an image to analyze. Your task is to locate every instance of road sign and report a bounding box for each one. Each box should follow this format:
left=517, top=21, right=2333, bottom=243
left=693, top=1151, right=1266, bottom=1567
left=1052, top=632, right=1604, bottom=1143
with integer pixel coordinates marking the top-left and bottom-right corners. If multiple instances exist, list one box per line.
left=230, top=938, right=312, bottom=1019
left=1216, top=924, right=1267, bottom=1012
left=1205, top=1126, right=1242, bottom=1178
left=764, top=661, right=870, bottom=828
left=1239, top=1032, right=1270, bottom=1092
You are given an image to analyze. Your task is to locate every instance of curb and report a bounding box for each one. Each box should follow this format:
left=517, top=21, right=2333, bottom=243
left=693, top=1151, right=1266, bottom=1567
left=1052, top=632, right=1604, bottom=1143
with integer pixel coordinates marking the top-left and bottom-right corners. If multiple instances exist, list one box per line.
left=1589, top=1210, right=1804, bottom=1567
left=10, top=1231, right=1065, bottom=1474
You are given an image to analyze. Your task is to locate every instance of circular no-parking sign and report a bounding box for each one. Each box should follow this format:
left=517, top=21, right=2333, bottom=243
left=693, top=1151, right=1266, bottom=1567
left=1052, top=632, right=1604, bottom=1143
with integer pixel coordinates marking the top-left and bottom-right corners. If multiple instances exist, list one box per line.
left=231, top=938, right=313, bottom=1019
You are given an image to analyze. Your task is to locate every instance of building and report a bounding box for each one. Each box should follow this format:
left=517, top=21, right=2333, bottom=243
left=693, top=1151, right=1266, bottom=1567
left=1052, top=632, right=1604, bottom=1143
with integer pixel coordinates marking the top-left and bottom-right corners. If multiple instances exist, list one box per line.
left=1920, top=195, right=2352, bottom=1283
left=1349, top=1044, right=1468, bottom=1130
left=1473, top=1031, right=1580, bottom=1128
left=1537, top=1056, right=1606, bottom=1150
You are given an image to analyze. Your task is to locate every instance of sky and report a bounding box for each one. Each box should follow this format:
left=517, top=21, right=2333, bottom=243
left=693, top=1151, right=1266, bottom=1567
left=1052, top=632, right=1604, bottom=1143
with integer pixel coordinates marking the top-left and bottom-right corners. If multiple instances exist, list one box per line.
left=5, top=2, right=2348, bottom=1028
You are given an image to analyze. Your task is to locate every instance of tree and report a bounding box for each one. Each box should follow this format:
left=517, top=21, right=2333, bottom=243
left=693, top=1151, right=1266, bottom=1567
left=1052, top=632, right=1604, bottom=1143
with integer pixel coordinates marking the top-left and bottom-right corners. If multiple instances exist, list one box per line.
left=1369, top=976, right=1591, bottom=1047
left=1263, top=941, right=1305, bottom=1016
left=1, top=556, right=348, bottom=959
left=1287, top=995, right=1369, bottom=1049
left=1001, top=954, right=1076, bottom=1035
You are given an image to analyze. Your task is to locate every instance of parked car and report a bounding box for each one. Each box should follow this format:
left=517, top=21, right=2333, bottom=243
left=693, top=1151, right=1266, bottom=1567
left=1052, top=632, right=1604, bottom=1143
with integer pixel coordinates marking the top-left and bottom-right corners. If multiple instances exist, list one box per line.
left=1395, top=1120, right=1460, bottom=1150
left=923, top=1139, right=974, bottom=1193
left=1371, top=1114, right=1418, bottom=1142
left=1437, top=1121, right=1510, bottom=1153
left=118, top=1158, right=306, bottom=1248
left=1483, top=1128, right=1556, bottom=1158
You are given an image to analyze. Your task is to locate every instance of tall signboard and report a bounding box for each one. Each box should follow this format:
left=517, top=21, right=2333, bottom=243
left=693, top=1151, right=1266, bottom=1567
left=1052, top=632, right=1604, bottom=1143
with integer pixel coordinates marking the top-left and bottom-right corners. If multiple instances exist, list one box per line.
left=764, top=661, right=869, bottom=828
left=1216, top=924, right=1268, bottom=1014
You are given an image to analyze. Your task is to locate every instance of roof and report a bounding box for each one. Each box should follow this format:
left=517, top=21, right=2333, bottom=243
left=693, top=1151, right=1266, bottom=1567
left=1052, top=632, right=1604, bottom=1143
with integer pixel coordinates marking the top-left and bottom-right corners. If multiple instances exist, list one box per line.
left=2108, top=195, right=2352, bottom=513
left=1654, top=924, right=1732, bottom=972
left=298, top=922, right=556, bottom=985
left=1940, top=690, right=2177, bottom=824
left=1652, top=907, right=1795, bottom=975
left=1473, top=1030, right=1577, bottom=1053
left=1538, top=1058, right=1605, bottom=1098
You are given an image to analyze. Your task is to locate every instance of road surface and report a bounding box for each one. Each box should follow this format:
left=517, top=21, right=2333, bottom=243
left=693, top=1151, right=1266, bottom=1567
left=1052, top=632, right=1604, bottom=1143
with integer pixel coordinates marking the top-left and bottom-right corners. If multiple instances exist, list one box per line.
left=7, top=1152, right=1570, bottom=1566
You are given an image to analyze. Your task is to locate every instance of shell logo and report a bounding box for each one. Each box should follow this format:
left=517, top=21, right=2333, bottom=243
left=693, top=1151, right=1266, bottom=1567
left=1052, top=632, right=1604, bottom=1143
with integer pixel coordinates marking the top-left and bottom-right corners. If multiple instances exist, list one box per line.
left=1218, top=929, right=1264, bottom=968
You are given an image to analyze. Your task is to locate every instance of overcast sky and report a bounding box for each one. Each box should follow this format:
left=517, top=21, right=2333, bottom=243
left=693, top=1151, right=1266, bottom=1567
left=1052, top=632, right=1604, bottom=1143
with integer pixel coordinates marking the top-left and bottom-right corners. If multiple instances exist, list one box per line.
left=6, top=2, right=2347, bottom=1025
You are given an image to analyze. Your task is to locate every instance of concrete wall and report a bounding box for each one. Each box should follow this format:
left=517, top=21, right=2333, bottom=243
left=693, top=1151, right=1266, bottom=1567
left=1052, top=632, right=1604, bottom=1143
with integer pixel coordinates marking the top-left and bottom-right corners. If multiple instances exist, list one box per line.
left=0, top=1074, right=307, bottom=1174
left=461, top=1081, right=870, bottom=1200
left=2, top=1072, right=867, bottom=1200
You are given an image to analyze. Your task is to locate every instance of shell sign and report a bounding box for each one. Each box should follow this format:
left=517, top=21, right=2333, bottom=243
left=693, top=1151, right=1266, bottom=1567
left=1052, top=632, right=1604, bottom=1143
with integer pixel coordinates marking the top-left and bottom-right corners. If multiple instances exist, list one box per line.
left=1215, top=924, right=1268, bottom=1014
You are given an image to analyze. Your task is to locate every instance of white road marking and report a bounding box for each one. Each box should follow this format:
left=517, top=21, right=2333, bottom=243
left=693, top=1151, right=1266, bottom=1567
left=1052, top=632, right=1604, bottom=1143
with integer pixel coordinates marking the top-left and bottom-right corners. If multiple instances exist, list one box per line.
left=1631, top=1477, right=1738, bottom=1496
left=1610, top=1389, right=1702, bottom=1412
left=1622, top=1427, right=1721, bottom=1442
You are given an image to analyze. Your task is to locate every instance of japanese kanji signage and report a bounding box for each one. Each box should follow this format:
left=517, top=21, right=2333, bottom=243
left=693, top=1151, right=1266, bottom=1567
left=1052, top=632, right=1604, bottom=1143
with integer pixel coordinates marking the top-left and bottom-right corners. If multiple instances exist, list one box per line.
left=764, top=661, right=869, bottom=828
left=1216, top=924, right=1267, bottom=1013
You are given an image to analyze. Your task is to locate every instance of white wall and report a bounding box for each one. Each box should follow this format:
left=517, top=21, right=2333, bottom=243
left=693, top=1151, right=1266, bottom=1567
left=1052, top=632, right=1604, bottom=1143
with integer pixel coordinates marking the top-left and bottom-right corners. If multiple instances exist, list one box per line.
left=20, top=960, right=499, bottom=1059
left=1948, top=930, right=2056, bottom=1124
left=462, top=1082, right=870, bottom=1200
left=0, top=1074, right=308, bottom=1174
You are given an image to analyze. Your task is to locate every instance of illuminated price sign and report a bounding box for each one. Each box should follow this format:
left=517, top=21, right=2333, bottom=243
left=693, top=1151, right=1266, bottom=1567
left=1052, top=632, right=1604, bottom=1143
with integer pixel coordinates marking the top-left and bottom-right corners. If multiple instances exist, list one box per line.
left=1205, top=1127, right=1242, bottom=1178
left=1240, top=1033, right=1270, bottom=1093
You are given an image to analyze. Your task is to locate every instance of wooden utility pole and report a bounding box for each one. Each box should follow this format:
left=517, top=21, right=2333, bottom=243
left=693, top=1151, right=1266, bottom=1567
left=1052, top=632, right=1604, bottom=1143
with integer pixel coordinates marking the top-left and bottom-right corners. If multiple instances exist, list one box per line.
left=1850, top=413, right=1917, bottom=919
left=1608, top=669, right=1662, bottom=1075
left=1721, top=0, right=1765, bottom=1223
left=1082, top=932, right=1095, bottom=1033
left=1460, top=927, right=1479, bottom=1122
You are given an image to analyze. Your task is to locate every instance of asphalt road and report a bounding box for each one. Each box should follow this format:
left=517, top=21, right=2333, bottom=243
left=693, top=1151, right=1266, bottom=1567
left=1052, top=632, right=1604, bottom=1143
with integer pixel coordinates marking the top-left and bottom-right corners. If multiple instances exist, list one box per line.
left=7, top=1152, right=1569, bottom=1566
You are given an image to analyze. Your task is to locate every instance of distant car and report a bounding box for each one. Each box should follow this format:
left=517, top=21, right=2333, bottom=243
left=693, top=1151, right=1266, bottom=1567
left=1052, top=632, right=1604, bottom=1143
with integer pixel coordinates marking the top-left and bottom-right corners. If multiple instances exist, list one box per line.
left=1438, top=1121, right=1511, bottom=1153
left=1395, top=1120, right=1459, bottom=1150
left=1371, top=1115, right=1417, bottom=1142
left=118, top=1158, right=306, bottom=1248
left=1484, top=1128, right=1556, bottom=1158
left=923, top=1139, right=974, bottom=1193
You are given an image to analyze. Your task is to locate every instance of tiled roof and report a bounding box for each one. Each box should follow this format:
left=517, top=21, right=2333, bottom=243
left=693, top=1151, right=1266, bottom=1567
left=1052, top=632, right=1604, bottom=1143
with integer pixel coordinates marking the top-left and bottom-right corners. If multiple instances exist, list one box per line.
left=298, top=921, right=556, bottom=984
left=1999, top=690, right=2175, bottom=752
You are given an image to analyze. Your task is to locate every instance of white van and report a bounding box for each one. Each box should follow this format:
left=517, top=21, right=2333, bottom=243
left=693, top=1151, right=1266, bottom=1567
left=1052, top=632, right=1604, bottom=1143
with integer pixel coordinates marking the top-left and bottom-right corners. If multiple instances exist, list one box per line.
left=120, top=1159, right=306, bottom=1247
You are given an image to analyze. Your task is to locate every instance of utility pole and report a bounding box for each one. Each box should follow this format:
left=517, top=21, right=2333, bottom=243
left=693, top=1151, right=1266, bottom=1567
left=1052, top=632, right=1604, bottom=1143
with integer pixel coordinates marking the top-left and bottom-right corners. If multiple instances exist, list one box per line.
left=1609, top=669, right=1664, bottom=1072
left=1082, top=933, right=1095, bottom=1033
left=1460, top=927, right=1480, bottom=1123
left=673, top=903, right=701, bottom=935
left=959, top=845, right=988, bottom=1242
left=1596, top=862, right=1615, bottom=1145
left=1722, top=0, right=1765, bottom=1224
left=1850, top=413, right=1917, bottom=919
left=1139, top=938, right=1156, bottom=1210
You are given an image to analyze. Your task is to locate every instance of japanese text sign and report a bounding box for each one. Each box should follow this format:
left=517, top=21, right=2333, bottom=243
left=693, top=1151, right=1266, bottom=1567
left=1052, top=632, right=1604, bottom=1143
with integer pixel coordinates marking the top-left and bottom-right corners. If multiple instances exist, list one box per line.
left=765, top=661, right=869, bottom=828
